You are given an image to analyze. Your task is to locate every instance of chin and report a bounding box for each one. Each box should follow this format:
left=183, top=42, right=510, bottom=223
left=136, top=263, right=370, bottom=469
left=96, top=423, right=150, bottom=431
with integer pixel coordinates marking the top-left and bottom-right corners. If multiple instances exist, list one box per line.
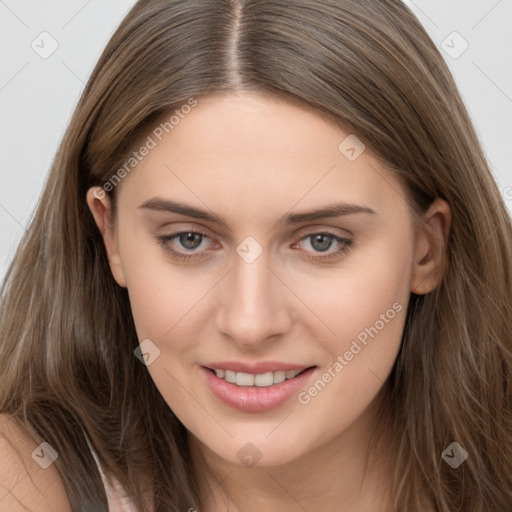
left=203, top=436, right=308, bottom=469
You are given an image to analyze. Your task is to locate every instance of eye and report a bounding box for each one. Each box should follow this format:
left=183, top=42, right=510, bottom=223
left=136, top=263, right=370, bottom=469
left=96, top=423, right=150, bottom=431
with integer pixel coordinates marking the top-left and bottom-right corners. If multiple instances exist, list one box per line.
left=293, top=231, right=353, bottom=261
left=156, top=231, right=214, bottom=261
left=156, top=229, right=354, bottom=263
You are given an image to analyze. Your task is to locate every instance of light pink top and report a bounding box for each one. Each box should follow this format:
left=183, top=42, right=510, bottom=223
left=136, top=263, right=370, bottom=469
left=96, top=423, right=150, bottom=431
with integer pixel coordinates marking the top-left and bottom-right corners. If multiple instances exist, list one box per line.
left=85, top=433, right=141, bottom=512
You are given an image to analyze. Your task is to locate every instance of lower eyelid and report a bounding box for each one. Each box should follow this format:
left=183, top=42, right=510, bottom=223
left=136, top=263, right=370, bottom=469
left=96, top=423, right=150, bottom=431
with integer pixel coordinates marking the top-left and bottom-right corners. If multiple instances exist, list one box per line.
left=157, top=231, right=352, bottom=259
left=161, top=232, right=212, bottom=250
left=295, top=233, right=349, bottom=249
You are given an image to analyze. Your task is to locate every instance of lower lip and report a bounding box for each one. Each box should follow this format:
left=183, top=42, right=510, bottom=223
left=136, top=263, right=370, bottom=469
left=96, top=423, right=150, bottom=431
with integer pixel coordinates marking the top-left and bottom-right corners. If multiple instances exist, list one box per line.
left=200, top=366, right=317, bottom=412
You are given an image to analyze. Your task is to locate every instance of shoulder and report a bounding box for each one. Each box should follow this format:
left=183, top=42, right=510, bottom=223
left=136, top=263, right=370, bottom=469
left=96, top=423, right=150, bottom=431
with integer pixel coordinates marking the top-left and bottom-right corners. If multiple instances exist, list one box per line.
left=0, top=413, right=73, bottom=512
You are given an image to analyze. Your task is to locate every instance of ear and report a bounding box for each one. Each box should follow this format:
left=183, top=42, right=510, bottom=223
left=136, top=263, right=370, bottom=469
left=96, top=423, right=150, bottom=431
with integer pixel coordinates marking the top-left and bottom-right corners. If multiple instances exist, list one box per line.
left=410, top=197, right=452, bottom=295
left=86, top=187, right=127, bottom=288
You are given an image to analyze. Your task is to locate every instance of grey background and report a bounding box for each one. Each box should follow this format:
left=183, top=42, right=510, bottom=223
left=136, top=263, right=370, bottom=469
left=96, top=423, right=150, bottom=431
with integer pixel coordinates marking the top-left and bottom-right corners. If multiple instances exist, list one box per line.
left=1, top=0, right=511, bottom=282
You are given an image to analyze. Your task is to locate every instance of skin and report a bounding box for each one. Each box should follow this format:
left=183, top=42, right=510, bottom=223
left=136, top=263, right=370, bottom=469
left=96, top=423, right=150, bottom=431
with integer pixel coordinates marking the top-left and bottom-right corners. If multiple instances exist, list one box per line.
left=86, top=91, right=451, bottom=512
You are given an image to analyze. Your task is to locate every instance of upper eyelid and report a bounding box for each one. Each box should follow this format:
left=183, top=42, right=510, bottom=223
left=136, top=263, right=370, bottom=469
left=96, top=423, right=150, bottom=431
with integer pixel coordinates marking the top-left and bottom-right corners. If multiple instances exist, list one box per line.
left=161, top=229, right=349, bottom=252
left=158, top=222, right=351, bottom=240
left=295, top=225, right=351, bottom=239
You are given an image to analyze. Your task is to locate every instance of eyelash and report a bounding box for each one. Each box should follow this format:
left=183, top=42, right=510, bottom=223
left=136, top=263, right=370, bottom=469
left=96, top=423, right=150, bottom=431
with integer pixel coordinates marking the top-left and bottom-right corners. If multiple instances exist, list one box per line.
left=156, top=230, right=353, bottom=263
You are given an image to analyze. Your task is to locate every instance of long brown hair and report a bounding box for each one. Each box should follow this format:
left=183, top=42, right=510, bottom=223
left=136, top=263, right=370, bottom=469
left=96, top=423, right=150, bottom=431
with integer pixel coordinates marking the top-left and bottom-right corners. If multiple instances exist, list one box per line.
left=1, top=1, right=511, bottom=510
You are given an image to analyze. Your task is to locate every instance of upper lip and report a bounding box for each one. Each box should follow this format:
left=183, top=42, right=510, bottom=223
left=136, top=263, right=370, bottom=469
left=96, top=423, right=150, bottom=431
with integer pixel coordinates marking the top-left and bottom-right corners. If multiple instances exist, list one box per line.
left=203, top=361, right=315, bottom=374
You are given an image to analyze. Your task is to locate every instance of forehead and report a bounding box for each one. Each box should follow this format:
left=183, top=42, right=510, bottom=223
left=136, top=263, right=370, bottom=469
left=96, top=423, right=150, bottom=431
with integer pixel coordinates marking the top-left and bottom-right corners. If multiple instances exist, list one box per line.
left=117, top=92, right=410, bottom=224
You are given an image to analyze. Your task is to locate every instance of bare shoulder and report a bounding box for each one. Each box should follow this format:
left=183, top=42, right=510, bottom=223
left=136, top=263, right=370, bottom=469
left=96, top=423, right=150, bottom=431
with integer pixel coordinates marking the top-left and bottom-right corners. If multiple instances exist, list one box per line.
left=0, top=413, right=73, bottom=512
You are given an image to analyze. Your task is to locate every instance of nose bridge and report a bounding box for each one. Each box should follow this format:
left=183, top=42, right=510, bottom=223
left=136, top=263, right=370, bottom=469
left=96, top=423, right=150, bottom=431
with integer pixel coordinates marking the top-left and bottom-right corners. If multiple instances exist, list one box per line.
left=216, top=243, right=291, bottom=346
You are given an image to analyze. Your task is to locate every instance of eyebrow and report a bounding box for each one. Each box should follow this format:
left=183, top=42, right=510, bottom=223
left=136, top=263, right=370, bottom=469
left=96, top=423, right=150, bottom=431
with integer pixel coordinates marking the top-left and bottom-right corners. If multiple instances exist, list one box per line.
left=138, top=197, right=376, bottom=228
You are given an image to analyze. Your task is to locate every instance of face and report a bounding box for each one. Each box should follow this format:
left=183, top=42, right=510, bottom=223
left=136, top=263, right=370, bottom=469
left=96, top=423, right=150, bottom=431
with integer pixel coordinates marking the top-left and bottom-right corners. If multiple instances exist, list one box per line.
left=87, top=91, right=449, bottom=468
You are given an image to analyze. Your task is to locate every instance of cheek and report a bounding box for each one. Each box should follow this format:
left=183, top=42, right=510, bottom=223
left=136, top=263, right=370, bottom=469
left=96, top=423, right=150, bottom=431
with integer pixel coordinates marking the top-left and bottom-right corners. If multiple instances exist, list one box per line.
left=286, top=234, right=412, bottom=396
left=285, top=262, right=410, bottom=451
left=117, top=224, right=211, bottom=344
left=121, top=249, right=216, bottom=425
left=125, top=263, right=215, bottom=352
left=289, top=231, right=411, bottom=335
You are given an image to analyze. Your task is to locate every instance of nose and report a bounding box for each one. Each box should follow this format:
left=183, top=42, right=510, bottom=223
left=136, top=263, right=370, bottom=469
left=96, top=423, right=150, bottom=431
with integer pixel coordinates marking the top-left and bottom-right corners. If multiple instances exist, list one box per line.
left=215, top=249, right=293, bottom=349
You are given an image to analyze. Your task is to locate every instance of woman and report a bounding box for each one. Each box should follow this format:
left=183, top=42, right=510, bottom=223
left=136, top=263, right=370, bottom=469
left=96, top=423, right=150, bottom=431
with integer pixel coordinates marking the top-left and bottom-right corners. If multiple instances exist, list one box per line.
left=1, top=0, right=511, bottom=511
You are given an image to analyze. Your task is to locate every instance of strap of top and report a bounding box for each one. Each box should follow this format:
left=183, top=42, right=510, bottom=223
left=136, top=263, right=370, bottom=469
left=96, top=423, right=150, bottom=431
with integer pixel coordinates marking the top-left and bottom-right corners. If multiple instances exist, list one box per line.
left=83, top=431, right=141, bottom=512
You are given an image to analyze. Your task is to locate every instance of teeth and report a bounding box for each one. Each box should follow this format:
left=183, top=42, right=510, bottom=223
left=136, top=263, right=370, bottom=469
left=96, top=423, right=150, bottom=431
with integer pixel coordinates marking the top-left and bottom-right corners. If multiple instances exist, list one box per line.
left=212, top=368, right=304, bottom=387
left=224, top=370, right=236, bottom=383
left=236, top=372, right=254, bottom=386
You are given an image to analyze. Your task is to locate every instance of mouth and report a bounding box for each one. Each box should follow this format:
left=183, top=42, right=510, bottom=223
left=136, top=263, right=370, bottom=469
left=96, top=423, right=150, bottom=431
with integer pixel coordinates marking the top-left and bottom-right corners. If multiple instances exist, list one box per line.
left=201, top=364, right=318, bottom=412
left=203, top=366, right=316, bottom=387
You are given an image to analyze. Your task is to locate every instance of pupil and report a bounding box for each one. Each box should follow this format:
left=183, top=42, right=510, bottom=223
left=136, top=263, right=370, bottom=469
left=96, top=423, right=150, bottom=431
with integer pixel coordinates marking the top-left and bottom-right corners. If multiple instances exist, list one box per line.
left=180, top=232, right=202, bottom=249
left=312, top=234, right=332, bottom=252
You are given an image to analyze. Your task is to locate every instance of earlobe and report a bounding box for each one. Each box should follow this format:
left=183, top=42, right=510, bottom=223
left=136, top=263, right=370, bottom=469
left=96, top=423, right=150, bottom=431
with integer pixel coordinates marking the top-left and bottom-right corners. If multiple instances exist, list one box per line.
left=410, top=198, right=452, bottom=295
left=85, top=187, right=127, bottom=288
